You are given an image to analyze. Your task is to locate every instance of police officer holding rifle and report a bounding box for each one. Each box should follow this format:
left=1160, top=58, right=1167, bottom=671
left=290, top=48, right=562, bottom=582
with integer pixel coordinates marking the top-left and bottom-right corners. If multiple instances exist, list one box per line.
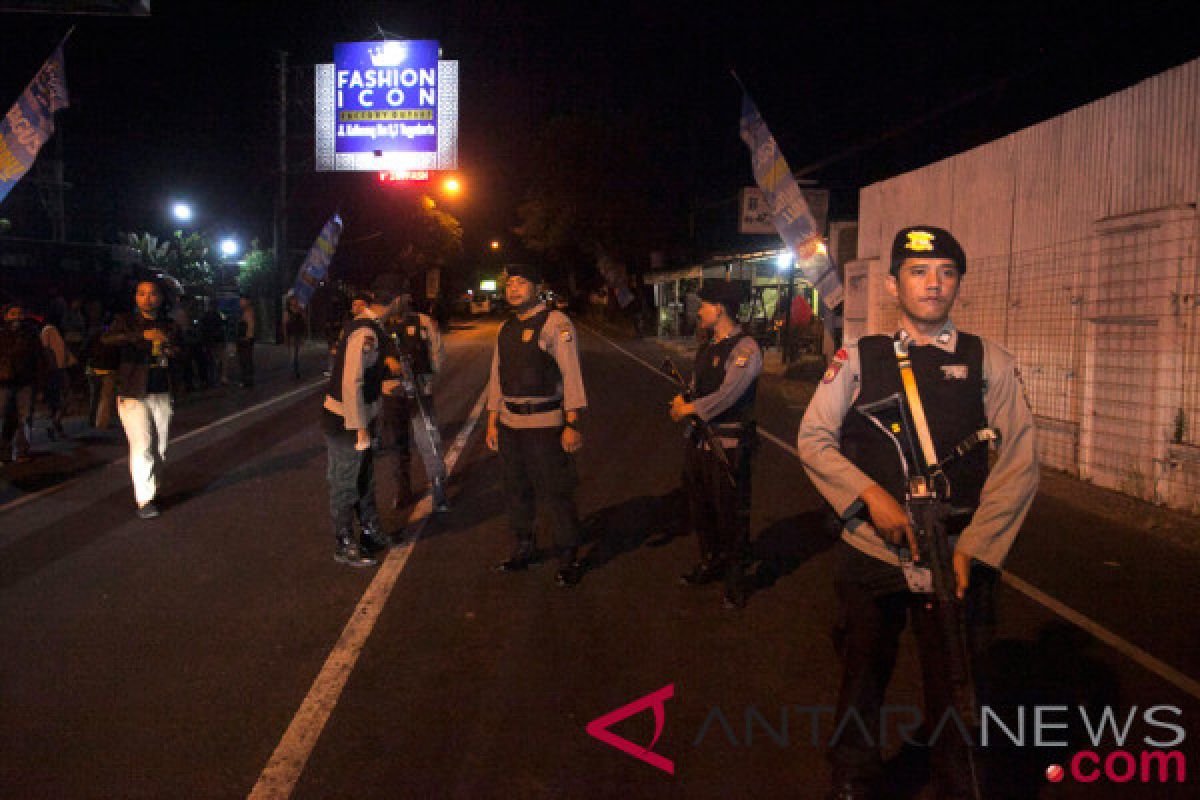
left=669, top=280, right=761, bottom=610
left=796, top=226, right=1039, bottom=799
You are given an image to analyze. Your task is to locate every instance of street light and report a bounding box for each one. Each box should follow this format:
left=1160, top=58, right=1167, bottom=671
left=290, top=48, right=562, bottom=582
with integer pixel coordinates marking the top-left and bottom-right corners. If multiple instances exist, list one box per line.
left=172, top=202, right=193, bottom=223
left=220, top=237, right=240, bottom=258
left=490, top=240, right=501, bottom=251
left=442, top=176, right=462, bottom=195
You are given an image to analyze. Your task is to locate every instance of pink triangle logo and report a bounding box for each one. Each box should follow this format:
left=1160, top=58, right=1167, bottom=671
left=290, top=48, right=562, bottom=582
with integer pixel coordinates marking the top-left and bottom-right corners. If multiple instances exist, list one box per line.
left=585, top=684, right=675, bottom=775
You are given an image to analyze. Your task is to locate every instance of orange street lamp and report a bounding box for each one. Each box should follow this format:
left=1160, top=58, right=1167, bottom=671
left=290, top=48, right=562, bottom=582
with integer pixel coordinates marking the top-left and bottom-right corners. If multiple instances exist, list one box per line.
left=442, top=176, right=462, bottom=195
left=490, top=240, right=501, bottom=250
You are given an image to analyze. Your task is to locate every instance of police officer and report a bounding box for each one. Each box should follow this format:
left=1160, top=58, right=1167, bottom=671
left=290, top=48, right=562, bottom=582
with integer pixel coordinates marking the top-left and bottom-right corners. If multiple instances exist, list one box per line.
left=382, top=293, right=448, bottom=511
left=669, top=280, right=762, bottom=610
left=796, top=226, right=1039, bottom=799
left=485, top=265, right=588, bottom=587
left=321, top=290, right=400, bottom=567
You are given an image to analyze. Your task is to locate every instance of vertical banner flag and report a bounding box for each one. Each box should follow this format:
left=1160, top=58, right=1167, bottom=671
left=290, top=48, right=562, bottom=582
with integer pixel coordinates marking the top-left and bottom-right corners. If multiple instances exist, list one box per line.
left=0, top=40, right=70, bottom=206
left=292, top=214, right=343, bottom=308
left=738, top=91, right=843, bottom=310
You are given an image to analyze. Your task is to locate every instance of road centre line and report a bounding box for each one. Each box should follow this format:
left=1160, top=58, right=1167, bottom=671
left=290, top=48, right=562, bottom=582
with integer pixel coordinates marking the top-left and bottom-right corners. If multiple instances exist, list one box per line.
left=584, top=324, right=1200, bottom=703
left=247, top=388, right=489, bottom=800
left=0, top=380, right=326, bottom=517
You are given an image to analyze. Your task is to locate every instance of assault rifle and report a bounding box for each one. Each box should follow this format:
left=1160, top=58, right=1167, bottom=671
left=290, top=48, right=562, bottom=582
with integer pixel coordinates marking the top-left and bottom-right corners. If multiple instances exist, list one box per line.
left=853, top=342, right=998, bottom=800
left=661, top=357, right=737, bottom=488
left=396, top=353, right=446, bottom=473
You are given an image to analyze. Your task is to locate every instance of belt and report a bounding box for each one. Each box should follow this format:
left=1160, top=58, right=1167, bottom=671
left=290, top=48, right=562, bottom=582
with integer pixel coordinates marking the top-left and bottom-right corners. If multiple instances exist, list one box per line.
left=505, top=399, right=562, bottom=414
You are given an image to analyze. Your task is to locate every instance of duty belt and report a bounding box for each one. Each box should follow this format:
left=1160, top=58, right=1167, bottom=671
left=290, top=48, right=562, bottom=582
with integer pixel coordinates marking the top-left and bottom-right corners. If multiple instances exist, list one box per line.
left=505, top=399, right=562, bottom=414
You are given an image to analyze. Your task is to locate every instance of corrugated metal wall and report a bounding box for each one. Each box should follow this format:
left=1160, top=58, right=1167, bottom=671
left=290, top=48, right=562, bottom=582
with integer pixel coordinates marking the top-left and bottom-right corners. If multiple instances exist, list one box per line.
left=848, top=57, right=1200, bottom=510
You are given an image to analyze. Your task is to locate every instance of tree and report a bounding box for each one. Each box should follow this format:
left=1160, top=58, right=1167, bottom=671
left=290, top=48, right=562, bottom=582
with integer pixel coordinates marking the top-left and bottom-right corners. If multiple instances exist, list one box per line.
left=123, top=230, right=216, bottom=288
left=515, top=114, right=676, bottom=287
left=237, top=239, right=275, bottom=297
left=338, top=192, right=463, bottom=290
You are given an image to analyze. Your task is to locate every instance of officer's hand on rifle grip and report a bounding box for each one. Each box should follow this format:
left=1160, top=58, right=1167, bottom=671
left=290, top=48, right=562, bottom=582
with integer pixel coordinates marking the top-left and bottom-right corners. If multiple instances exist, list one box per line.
left=669, top=395, right=692, bottom=422
left=860, top=484, right=920, bottom=558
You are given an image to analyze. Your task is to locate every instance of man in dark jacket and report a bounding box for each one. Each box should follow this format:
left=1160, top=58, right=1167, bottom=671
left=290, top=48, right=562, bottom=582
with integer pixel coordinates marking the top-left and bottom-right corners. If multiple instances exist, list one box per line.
left=0, top=302, right=43, bottom=463
left=101, top=280, right=181, bottom=518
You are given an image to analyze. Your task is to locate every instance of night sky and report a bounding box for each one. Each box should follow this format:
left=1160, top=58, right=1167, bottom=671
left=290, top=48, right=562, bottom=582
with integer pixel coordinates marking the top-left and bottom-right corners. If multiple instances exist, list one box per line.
left=2, top=0, right=1198, bottom=266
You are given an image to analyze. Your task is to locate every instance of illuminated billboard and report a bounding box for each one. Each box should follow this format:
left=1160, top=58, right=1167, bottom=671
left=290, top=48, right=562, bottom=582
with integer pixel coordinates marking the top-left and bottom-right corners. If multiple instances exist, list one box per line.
left=315, top=40, right=458, bottom=172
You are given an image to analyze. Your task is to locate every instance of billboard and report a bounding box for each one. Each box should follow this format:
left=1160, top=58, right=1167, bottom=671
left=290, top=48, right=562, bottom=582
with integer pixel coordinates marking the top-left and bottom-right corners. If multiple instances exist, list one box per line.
left=739, top=187, right=829, bottom=236
left=315, top=40, right=458, bottom=173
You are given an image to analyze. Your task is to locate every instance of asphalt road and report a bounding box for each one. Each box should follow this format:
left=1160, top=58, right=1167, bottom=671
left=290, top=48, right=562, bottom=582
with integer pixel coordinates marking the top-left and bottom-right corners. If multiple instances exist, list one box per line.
left=0, top=318, right=1196, bottom=799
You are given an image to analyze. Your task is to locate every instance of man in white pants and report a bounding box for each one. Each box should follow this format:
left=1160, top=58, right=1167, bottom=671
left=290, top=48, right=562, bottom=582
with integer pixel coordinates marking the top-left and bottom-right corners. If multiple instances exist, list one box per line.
left=101, top=280, right=179, bottom=519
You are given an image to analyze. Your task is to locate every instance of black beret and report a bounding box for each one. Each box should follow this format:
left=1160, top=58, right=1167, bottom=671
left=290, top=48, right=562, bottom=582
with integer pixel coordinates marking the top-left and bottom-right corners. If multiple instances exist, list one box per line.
left=697, top=281, right=745, bottom=318
left=504, top=263, right=543, bottom=283
left=890, top=226, right=966, bottom=275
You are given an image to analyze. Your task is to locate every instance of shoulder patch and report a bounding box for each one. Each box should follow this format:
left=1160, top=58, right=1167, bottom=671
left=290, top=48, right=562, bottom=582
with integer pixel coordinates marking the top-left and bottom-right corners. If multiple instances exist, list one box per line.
left=560, top=329, right=573, bottom=342
left=734, top=354, right=749, bottom=368
left=822, top=349, right=849, bottom=384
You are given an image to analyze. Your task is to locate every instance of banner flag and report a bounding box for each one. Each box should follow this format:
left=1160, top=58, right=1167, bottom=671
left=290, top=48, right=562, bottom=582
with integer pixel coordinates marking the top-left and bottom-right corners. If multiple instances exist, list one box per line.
left=738, top=91, right=843, bottom=310
left=291, top=214, right=343, bottom=308
left=0, top=40, right=70, bottom=206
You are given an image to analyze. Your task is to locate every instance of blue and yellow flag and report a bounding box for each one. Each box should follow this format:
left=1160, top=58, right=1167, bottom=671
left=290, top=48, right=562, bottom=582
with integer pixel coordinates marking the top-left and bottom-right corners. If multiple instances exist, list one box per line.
left=292, top=214, right=343, bottom=308
left=739, top=91, right=842, bottom=310
left=0, top=41, right=70, bottom=206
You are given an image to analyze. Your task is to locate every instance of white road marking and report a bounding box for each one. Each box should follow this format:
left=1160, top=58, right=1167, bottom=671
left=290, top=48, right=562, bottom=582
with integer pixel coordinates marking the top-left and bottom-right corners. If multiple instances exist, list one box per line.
left=584, top=324, right=1200, bottom=703
left=247, top=389, right=489, bottom=800
left=0, top=380, right=325, bottom=516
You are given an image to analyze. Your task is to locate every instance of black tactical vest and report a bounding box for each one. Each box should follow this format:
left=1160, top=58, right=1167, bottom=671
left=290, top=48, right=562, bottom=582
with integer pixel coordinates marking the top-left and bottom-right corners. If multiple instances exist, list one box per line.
left=388, top=312, right=433, bottom=375
left=327, top=317, right=389, bottom=407
left=840, top=333, right=988, bottom=509
left=497, top=309, right=560, bottom=398
left=693, top=332, right=757, bottom=427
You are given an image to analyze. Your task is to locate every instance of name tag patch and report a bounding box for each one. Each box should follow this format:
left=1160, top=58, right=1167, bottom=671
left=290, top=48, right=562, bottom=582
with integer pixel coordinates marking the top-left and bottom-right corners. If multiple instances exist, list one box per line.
left=941, top=365, right=968, bottom=380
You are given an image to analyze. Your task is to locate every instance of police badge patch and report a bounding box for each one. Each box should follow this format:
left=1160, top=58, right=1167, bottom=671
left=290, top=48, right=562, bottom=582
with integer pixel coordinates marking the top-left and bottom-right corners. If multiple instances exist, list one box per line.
left=522, top=328, right=535, bottom=343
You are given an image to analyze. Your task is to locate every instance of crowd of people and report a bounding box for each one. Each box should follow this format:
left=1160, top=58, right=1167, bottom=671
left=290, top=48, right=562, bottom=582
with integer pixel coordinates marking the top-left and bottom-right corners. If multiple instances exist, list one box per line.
left=0, top=283, right=267, bottom=465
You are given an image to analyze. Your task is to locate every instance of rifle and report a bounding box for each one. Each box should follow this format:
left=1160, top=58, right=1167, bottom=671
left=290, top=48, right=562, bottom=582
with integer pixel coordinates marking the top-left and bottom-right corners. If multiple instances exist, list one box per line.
left=661, top=357, right=737, bottom=488
left=853, top=341, right=998, bottom=800
left=395, top=353, right=446, bottom=473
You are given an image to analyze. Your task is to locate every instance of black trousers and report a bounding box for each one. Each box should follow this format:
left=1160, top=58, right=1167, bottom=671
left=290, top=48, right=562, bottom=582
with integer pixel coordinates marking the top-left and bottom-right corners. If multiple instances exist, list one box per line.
left=498, top=424, right=581, bottom=555
left=323, top=418, right=381, bottom=537
left=830, top=540, right=997, bottom=795
left=682, top=436, right=753, bottom=564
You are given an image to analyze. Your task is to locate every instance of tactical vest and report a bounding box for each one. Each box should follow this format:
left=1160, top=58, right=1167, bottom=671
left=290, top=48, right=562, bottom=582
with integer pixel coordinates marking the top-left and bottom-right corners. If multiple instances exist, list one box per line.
left=498, top=309, right=560, bottom=398
left=388, top=312, right=433, bottom=375
left=693, top=332, right=757, bottom=428
left=326, top=317, right=389, bottom=408
left=840, top=333, right=988, bottom=509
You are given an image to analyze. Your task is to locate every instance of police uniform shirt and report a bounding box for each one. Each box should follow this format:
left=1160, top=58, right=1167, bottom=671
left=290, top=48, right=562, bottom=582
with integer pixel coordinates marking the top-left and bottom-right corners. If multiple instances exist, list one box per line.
left=323, top=309, right=384, bottom=430
left=485, top=303, right=587, bottom=429
left=691, top=326, right=762, bottom=425
left=796, top=320, right=1039, bottom=569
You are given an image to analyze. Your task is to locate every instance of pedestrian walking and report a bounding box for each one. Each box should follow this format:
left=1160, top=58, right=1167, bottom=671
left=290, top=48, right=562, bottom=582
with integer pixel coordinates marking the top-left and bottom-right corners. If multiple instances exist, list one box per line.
left=284, top=294, right=307, bottom=379
left=236, top=296, right=256, bottom=388
left=0, top=301, right=42, bottom=463
left=102, top=280, right=181, bottom=519
left=485, top=265, right=588, bottom=587
left=796, top=226, right=1039, bottom=799
left=669, top=280, right=761, bottom=609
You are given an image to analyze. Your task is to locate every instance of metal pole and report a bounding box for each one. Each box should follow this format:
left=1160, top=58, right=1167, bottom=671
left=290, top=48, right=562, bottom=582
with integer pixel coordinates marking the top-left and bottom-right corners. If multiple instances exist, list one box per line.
left=274, top=50, right=289, bottom=344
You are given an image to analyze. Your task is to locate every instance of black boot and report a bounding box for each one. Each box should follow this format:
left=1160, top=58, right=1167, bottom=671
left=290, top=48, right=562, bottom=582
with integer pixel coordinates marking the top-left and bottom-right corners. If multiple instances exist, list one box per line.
left=680, top=555, right=724, bottom=586
left=496, top=540, right=539, bottom=572
left=334, top=533, right=378, bottom=567
left=360, top=526, right=391, bottom=555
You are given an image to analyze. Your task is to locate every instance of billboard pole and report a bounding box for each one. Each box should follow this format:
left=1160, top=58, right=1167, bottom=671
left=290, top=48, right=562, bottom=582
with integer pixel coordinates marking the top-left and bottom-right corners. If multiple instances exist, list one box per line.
left=274, top=49, right=288, bottom=344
